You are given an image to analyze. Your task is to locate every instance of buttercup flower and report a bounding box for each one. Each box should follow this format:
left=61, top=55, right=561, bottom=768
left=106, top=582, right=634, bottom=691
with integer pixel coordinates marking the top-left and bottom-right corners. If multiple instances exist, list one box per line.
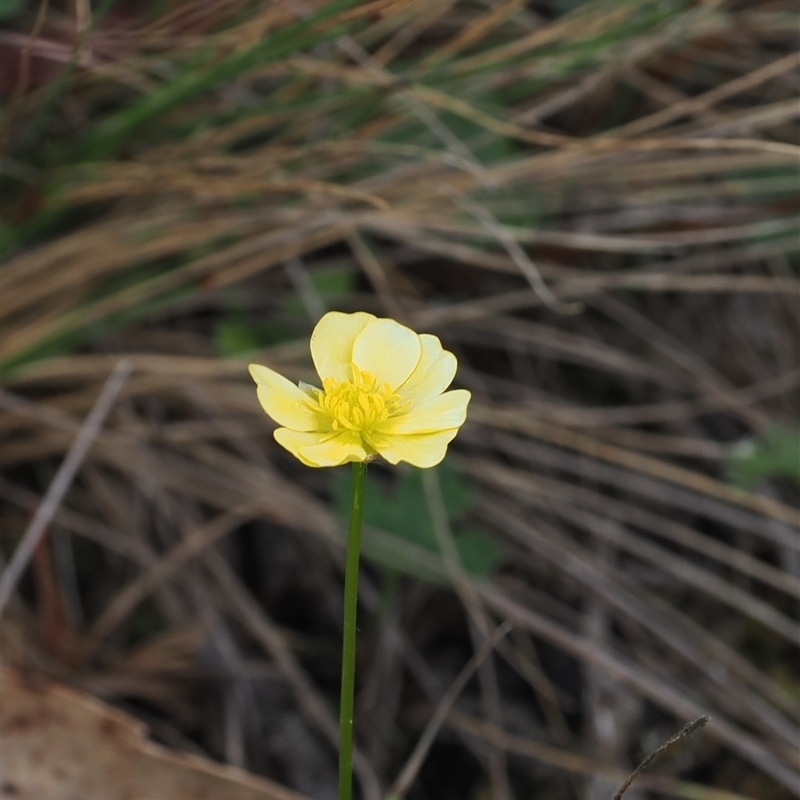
left=249, top=311, right=470, bottom=468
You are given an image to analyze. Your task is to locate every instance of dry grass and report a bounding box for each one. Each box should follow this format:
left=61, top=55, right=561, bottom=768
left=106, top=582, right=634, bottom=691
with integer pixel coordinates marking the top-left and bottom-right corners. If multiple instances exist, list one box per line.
left=1, top=0, right=798, bottom=798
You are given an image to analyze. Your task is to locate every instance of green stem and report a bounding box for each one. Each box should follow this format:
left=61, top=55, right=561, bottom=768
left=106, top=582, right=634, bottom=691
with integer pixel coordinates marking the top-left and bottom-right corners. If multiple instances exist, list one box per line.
left=339, top=460, right=366, bottom=800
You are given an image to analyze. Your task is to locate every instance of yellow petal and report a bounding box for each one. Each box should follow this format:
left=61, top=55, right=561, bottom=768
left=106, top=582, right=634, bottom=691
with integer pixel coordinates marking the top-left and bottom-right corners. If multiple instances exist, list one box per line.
left=396, top=334, right=457, bottom=403
left=249, top=364, right=321, bottom=431
left=310, top=311, right=376, bottom=382
left=274, top=428, right=366, bottom=468
left=352, top=318, right=421, bottom=389
left=384, top=389, right=470, bottom=435
left=366, top=428, right=459, bottom=468
left=272, top=429, right=323, bottom=467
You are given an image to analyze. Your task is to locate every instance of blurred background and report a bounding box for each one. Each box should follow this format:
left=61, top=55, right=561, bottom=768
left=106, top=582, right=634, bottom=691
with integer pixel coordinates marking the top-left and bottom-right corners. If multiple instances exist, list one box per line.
left=0, top=0, right=798, bottom=798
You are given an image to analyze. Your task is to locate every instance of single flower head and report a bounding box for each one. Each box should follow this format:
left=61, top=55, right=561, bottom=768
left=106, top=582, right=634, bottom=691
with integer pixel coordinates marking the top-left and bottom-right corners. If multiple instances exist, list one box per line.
left=249, top=311, right=470, bottom=468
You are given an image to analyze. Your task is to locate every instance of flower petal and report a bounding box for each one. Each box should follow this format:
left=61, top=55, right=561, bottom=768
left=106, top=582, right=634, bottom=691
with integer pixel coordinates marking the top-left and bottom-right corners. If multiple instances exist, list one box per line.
left=274, top=428, right=367, bottom=467
left=272, top=429, right=324, bottom=467
left=366, top=428, right=460, bottom=468
left=310, top=311, right=376, bottom=383
left=383, top=389, right=470, bottom=435
left=352, top=318, right=421, bottom=389
left=396, top=334, right=457, bottom=404
left=249, top=364, right=321, bottom=431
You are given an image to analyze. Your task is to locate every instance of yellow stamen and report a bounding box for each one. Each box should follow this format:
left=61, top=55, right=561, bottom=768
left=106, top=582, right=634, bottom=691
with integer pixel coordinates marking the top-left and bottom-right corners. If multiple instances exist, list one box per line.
left=318, top=364, right=407, bottom=432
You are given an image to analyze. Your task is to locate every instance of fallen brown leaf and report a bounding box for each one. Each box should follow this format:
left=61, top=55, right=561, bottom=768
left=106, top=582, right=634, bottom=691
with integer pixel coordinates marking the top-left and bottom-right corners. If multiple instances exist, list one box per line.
left=0, top=665, right=309, bottom=800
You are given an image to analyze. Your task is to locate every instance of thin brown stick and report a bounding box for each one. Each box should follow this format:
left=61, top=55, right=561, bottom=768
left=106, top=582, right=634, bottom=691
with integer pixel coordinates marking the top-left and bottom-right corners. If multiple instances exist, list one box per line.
left=613, top=717, right=710, bottom=800
left=388, top=621, right=512, bottom=798
left=0, top=360, right=132, bottom=614
left=445, top=711, right=746, bottom=800
left=422, top=469, right=512, bottom=800
left=608, top=50, right=800, bottom=137
left=81, top=502, right=260, bottom=654
left=0, top=0, right=50, bottom=150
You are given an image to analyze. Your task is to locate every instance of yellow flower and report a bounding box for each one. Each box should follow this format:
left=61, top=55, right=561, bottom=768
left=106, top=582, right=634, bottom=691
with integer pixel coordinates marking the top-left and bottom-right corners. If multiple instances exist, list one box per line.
left=249, top=311, right=470, bottom=468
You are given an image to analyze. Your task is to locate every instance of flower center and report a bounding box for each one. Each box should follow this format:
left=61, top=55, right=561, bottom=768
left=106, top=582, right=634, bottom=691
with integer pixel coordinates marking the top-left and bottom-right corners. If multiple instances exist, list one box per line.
left=318, top=365, right=406, bottom=432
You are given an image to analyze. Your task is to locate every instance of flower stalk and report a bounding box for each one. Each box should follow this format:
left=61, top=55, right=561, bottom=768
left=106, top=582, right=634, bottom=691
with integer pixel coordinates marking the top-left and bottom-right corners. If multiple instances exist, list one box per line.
left=247, top=311, right=471, bottom=797
left=338, top=460, right=366, bottom=800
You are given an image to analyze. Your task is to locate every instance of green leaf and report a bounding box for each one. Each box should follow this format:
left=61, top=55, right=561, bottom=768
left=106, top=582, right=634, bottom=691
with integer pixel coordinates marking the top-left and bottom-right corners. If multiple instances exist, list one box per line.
left=0, top=0, right=24, bottom=20
left=728, top=425, right=800, bottom=489
left=334, top=462, right=502, bottom=581
left=214, top=320, right=264, bottom=358
left=452, top=528, right=503, bottom=577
